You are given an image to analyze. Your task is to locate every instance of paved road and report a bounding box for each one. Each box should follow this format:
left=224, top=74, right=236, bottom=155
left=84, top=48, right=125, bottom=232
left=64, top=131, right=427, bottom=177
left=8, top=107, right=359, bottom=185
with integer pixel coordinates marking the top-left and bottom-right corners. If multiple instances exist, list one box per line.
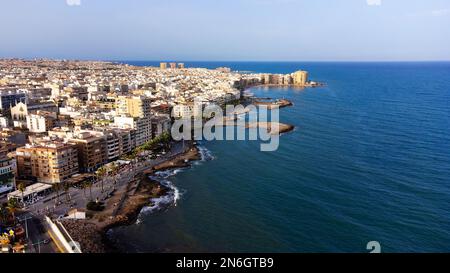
left=16, top=212, right=57, bottom=253
left=25, top=141, right=189, bottom=219
left=2, top=141, right=190, bottom=253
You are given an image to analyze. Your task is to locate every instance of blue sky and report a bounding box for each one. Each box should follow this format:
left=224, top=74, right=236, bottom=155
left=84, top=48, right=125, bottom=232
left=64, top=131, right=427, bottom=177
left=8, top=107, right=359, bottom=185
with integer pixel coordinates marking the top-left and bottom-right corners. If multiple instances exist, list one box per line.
left=1, top=0, right=449, bottom=61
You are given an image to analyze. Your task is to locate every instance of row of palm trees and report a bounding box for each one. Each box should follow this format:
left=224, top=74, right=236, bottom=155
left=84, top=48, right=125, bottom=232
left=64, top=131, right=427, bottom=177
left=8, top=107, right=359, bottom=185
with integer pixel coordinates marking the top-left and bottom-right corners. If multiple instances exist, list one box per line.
left=46, top=162, right=120, bottom=206
left=1, top=162, right=122, bottom=225
left=96, top=162, right=119, bottom=194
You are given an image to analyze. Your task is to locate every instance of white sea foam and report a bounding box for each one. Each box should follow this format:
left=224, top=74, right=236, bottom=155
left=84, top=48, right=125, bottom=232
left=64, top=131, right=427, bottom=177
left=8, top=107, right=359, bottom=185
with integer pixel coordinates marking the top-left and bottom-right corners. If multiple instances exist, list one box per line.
left=197, top=145, right=215, bottom=161
left=137, top=169, right=186, bottom=221
left=137, top=145, right=214, bottom=222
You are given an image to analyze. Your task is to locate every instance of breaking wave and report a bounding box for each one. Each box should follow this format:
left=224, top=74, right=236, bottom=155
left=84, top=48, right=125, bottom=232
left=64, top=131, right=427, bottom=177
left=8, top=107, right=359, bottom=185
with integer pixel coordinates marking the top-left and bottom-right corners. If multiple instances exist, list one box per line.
left=197, top=145, right=215, bottom=161
left=137, top=169, right=186, bottom=222
left=136, top=145, right=215, bottom=223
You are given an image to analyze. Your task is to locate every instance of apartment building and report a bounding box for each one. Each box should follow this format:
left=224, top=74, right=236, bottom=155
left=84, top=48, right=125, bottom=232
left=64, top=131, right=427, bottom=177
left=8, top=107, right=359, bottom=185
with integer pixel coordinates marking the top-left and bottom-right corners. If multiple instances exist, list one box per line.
left=26, top=112, right=57, bottom=133
left=114, top=116, right=151, bottom=147
left=116, top=96, right=152, bottom=118
left=0, top=149, right=15, bottom=195
left=293, top=70, right=309, bottom=86
left=0, top=89, right=27, bottom=112
left=68, top=132, right=108, bottom=172
left=15, top=142, right=79, bottom=184
left=151, top=115, right=171, bottom=138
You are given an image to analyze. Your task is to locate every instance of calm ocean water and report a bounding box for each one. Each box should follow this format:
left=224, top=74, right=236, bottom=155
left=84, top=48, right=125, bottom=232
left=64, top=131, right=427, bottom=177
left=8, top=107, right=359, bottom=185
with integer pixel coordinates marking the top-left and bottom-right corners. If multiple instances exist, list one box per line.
left=110, top=61, right=450, bottom=253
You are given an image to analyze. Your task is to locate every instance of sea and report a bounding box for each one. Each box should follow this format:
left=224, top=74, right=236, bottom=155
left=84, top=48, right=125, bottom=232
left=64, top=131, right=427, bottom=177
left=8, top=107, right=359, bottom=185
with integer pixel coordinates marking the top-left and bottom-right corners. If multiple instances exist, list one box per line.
left=107, top=61, right=450, bottom=253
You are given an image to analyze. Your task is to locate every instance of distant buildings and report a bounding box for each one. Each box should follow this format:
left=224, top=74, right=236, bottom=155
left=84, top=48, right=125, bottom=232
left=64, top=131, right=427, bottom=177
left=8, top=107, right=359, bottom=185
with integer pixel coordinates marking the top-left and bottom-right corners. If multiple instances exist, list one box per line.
left=293, top=71, right=309, bottom=86
left=26, top=112, right=57, bottom=133
left=160, top=62, right=185, bottom=70
left=0, top=89, right=27, bottom=113
left=0, top=116, right=8, bottom=128
left=259, top=70, right=309, bottom=86
left=172, top=103, right=195, bottom=119
left=11, top=101, right=58, bottom=123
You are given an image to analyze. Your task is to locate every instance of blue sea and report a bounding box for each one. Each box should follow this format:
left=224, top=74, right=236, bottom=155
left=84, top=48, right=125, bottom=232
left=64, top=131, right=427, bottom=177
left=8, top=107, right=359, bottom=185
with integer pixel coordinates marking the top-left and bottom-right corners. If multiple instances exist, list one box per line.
left=110, top=61, right=450, bottom=253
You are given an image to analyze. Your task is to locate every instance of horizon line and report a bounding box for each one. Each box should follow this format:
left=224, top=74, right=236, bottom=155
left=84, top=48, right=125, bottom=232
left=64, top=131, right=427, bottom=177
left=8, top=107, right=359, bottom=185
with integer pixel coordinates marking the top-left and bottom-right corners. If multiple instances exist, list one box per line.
left=2, top=57, right=450, bottom=63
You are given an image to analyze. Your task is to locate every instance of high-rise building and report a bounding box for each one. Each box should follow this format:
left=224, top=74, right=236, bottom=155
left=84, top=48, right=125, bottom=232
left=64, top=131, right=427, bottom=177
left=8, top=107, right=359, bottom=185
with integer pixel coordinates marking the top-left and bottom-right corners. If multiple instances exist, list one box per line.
left=116, top=96, right=152, bottom=118
left=0, top=89, right=27, bottom=112
left=150, top=115, right=171, bottom=138
left=16, top=142, right=79, bottom=184
left=68, top=132, right=108, bottom=172
left=101, top=129, right=133, bottom=161
left=169, top=62, right=177, bottom=69
left=114, top=116, right=152, bottom=147
left=160, top=62, right=167, bottom=69
left=293, top=71, right=309, bottom=86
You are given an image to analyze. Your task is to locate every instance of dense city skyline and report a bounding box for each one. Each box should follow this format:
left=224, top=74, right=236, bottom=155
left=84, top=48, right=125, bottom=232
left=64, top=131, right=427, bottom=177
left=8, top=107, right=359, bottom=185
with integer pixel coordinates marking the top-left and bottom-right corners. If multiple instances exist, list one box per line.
left=1, top=0, right=450, bottom=61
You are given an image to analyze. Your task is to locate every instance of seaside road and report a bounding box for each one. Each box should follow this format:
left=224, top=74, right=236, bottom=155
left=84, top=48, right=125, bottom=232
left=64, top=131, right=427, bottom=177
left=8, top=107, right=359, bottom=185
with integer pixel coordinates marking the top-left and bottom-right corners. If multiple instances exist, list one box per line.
left=22, top=141, right=189, bottom=219
left=17, top=212, right=57, bottom=253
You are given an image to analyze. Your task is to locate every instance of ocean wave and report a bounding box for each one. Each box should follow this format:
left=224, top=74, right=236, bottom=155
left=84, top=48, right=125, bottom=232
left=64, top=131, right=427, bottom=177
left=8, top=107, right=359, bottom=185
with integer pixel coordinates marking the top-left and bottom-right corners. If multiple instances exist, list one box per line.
left=197, top=145, right=215, bottom=161
left=137, top=170, right=186, bottom=222
left=136, top=145, right=214, bottom=222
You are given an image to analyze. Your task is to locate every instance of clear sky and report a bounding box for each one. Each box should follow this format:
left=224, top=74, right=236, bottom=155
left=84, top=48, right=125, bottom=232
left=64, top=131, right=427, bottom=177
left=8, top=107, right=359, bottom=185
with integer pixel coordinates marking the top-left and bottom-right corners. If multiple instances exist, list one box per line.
left=1, top=0, right=450, bottom=61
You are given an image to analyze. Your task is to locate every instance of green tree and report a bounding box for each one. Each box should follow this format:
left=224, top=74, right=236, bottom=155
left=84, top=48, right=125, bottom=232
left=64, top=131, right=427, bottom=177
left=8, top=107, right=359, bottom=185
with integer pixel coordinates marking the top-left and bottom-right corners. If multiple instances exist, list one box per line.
left=0, top=206, right=9, bottom=225
left=96, top=167, right=107, bottom=193
left=53, top=183, right=61, bottom=204
left=109, top=163, right=119, bottom=186
left=81, top=181, right=88, bottom=199
left=63, top=183, right=71, bottom=203
left=86, top=180, right=94, bottom=201
left=7, top=199, right=19, bottom=224
left=17, top=182, right=26, bottom=206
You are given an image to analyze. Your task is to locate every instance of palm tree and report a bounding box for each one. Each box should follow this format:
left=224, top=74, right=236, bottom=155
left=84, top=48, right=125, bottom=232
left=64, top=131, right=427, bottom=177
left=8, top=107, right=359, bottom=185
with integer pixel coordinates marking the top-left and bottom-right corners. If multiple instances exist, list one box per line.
left=17, top=182, right=26, bottom=206
left=86, top=180, right=93, bottom=201
left=7, top=199, right=19, bottom=224
left=82, top=181, right=88, bottom=199
left=110, top=163, right=119, bottom=186
left=0, top=206, right=9, bottom=226
left=63, top=183, right=71, bottom=203
left=53, top=183, right=61, bottom=205
left=95, top=167, right=107, bottom=193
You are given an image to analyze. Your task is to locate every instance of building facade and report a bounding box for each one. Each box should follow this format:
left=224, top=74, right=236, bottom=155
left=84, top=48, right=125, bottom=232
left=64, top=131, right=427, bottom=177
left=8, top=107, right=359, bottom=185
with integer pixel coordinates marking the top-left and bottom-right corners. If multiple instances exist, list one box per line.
left=0, top=149, right=15, bottom=195
left=68, top=132, right=108, bottom=173
left=293, top=71, right=309, bottom=86
left=15, top=142, right=79, bottom=184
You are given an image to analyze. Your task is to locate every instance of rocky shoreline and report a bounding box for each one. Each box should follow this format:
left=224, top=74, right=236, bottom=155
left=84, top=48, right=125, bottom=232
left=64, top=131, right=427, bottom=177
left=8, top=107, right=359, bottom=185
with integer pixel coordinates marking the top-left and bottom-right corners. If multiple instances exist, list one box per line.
left=246, top=122, right=295, bottom=135
left=61, top=145, right=201, bottom=253
left=254, top=98, right=293, bottom=109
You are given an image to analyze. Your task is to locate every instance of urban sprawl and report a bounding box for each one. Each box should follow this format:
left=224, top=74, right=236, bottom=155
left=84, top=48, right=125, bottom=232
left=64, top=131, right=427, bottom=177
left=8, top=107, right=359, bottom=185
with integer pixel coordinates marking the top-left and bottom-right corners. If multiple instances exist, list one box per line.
left=0, top=59, right=312, bottom=253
